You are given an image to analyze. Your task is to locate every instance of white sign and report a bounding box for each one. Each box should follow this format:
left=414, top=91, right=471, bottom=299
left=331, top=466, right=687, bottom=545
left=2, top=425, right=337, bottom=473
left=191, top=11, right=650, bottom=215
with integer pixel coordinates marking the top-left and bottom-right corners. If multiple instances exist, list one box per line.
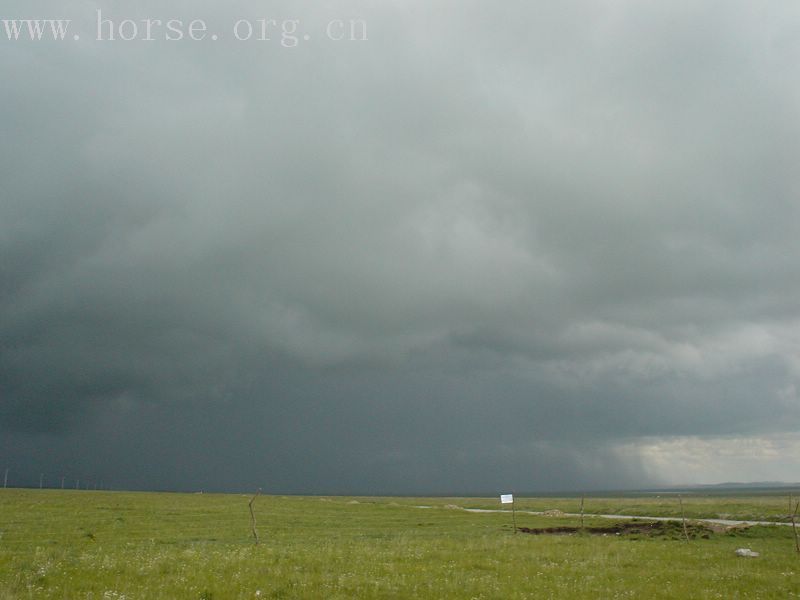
left=500, top=494, right=514, bottom=504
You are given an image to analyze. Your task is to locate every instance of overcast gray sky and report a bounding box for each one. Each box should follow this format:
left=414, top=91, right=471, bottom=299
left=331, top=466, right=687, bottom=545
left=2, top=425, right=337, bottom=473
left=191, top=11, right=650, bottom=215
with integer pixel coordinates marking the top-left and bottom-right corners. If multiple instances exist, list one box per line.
left=2, top=1, right=800, bottom=494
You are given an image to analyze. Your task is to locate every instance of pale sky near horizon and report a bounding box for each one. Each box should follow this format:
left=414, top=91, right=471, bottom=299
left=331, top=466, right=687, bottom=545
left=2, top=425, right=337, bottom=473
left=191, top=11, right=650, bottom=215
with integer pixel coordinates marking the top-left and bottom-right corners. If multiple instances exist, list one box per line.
left=2, top=1, right=800, bottom=493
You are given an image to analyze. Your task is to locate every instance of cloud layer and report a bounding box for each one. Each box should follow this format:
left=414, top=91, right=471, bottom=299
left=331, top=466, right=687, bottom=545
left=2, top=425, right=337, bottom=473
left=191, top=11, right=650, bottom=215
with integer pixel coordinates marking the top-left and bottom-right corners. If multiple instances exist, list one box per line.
left=2, top=0, right=800, bottom=492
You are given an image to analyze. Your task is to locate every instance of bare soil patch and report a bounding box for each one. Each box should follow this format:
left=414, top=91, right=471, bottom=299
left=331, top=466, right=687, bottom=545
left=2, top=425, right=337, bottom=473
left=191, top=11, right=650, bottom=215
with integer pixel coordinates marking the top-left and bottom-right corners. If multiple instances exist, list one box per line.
left=517, top=520, right=716, bottom=540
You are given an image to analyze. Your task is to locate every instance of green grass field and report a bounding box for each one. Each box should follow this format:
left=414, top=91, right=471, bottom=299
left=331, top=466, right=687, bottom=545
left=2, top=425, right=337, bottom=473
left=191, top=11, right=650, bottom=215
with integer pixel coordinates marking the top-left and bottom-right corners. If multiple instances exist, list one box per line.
left=1, top=489, right=799, bottom=598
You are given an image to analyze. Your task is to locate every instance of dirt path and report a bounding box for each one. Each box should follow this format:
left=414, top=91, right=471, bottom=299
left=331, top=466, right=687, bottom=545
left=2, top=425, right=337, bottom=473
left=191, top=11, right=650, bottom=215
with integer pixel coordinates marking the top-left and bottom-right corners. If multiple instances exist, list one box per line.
left=459, top=507, right=794, bottom=527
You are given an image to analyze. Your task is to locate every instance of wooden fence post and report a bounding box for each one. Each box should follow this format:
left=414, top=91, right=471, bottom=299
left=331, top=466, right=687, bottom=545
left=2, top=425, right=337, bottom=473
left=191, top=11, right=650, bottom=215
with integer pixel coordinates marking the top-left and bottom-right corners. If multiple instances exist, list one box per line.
left=249, top=489, right=262, bottom=545
left=679, top=496, right=690, bottom=543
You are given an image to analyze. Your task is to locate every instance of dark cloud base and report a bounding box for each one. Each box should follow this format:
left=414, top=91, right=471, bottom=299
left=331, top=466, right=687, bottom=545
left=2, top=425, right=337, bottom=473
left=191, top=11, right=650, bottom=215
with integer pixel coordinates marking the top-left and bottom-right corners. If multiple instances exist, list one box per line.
left=2, top=0, right=800, bottom=493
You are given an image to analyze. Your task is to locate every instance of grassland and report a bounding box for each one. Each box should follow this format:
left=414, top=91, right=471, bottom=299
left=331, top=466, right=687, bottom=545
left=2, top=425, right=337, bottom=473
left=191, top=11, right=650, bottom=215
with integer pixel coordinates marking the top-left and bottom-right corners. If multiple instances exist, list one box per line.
left=1, top=489, right=798, bottom=598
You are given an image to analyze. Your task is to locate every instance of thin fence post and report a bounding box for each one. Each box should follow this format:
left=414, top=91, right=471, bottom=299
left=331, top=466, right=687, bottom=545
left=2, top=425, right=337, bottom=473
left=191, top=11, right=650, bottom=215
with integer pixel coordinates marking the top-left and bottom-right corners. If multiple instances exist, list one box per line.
left=249, top=489, right=262, bottom=545
left=679, top=495, right=690, bottom=543
left=512, top=498, right=517, bottom=534
left=580, top=495, right=585, bottom=530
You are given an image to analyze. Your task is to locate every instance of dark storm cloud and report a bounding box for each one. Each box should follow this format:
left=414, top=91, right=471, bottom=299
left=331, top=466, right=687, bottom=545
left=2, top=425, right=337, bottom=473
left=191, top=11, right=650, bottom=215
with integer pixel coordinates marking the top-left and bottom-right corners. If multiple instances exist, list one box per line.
left=2, top=0, right=800, bottom=492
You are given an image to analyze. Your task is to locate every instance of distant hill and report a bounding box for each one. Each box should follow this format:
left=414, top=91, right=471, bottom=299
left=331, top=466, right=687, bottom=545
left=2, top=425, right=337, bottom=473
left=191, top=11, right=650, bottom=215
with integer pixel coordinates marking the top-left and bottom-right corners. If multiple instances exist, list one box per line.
left=687, top=481, right=800, bottom=489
